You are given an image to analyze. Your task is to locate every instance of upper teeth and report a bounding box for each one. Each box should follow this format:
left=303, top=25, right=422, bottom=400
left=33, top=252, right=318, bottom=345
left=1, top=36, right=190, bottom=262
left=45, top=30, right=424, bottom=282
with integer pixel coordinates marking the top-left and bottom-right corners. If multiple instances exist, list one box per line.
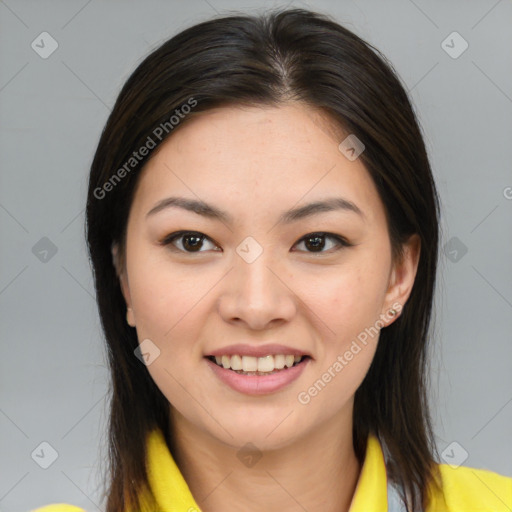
left=214, top=354, right=302, bottom=372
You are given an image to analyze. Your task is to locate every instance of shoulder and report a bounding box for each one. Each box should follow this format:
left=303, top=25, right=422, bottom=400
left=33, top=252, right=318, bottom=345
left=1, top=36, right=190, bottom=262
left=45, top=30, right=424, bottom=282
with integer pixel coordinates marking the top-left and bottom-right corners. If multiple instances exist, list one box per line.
left=30, top=505, right=87, bottom=512
left=430, top=463, right=512, bottom=511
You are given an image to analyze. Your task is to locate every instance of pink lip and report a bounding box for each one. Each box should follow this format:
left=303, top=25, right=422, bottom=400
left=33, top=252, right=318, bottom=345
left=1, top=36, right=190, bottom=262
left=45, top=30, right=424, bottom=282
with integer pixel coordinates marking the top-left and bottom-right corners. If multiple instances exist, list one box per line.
left=205, top=357, right=310, bottom=395
left=207, top=343, right=311, bottom=358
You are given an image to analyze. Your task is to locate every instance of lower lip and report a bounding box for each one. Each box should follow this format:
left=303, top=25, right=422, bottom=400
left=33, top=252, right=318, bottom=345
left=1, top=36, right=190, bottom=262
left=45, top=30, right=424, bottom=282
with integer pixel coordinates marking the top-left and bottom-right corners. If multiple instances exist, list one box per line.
left=205, top=357, right=310, bottom=395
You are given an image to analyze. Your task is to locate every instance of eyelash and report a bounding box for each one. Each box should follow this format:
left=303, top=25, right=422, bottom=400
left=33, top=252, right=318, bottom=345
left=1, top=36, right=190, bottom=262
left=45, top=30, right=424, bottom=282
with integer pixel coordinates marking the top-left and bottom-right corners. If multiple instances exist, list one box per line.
left=159, top=230, right=353, bottom=254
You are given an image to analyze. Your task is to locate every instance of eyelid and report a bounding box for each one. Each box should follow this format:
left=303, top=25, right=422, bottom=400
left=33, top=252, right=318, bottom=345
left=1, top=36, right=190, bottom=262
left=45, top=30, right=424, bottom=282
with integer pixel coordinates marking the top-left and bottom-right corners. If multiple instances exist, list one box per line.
left=160, top=230, right=353, bottom=253
left=291, top=232, right=353, bottom=253
left=159, top=230, right=220, bottom=252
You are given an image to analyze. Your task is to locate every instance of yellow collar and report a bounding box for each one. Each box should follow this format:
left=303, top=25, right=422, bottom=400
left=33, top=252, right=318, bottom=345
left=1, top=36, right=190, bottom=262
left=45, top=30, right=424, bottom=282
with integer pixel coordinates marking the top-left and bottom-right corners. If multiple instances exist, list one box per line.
left=144, top=428, right=388, bottom=511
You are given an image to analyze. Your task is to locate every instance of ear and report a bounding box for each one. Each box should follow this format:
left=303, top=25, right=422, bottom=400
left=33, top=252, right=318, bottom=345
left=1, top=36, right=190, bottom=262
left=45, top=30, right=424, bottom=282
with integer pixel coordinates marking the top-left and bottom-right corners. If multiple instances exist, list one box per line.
left=381, top=233, right=421, bottom=325
left=111, top=242, right=136, bottom=327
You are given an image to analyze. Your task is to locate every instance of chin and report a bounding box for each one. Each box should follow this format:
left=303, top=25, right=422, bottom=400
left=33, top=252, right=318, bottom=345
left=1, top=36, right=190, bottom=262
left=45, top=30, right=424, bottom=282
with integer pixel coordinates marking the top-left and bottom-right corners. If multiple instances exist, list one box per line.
left=207, top=409, right=307, bottom=450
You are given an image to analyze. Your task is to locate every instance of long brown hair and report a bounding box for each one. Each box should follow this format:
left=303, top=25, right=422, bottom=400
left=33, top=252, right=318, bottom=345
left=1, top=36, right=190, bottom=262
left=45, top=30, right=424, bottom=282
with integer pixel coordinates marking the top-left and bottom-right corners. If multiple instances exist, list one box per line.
left=86, top=8, right=443, bottom=511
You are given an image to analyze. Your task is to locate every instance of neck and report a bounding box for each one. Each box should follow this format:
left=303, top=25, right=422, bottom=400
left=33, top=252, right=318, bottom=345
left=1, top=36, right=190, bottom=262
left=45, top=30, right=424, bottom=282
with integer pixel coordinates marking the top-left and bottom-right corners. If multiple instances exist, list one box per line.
left=168, top=407, right=362, bottom=512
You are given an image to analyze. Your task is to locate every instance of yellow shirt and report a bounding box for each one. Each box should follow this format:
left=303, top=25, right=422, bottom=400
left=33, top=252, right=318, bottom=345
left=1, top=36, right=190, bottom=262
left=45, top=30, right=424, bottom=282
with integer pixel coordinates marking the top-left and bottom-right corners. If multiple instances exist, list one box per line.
left=32, top=429, right=512, bottom=511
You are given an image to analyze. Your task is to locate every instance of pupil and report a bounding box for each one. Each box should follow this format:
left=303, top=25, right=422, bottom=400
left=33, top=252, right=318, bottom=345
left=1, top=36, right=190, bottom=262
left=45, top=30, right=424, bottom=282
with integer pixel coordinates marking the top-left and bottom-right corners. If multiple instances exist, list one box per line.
left=184, top=234, right=203, bottom=251
left=182, top=234, right=326, bottom=252
left=306, top=234, right=324, bottom=252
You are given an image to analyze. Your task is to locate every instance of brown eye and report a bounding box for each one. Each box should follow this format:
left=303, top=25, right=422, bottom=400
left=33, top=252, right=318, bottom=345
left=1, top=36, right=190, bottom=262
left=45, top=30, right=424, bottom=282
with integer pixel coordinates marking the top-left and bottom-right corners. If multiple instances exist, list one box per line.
left=160, top=230, right=351, bottom=254
left=161, top=231, right=219, bottom=253
left=293, top=232, right=351, bottom=253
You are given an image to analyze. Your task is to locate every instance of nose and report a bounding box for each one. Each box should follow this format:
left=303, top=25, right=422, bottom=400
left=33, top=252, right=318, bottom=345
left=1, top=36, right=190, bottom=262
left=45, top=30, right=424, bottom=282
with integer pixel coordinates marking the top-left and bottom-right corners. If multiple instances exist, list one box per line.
left=217, top=250, right=297, bottom=330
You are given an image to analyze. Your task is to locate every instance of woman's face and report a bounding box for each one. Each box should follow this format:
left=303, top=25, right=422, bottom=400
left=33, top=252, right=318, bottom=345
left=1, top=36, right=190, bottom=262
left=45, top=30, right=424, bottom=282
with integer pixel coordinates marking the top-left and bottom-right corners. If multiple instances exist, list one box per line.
left=114, top=103, right=419, bottom=449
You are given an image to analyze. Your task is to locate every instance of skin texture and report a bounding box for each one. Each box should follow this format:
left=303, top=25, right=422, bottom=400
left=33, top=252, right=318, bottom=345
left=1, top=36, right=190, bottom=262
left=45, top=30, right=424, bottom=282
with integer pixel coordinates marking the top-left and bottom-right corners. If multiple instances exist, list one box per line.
left=113, top=103, right=420, bottom=512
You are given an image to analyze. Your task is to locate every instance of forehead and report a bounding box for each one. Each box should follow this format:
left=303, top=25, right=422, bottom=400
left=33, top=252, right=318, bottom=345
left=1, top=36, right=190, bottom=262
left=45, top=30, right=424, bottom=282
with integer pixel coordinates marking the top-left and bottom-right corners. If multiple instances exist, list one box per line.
left=165, top=102, right=348, bottom=159
left=130, top=103, right=384, bottom=225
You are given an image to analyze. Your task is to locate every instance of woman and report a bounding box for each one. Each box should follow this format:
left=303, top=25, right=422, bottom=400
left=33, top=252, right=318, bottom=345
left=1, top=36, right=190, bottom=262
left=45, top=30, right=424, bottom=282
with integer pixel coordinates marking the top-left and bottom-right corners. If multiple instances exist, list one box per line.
left=34, top=7, right=512, bottom=512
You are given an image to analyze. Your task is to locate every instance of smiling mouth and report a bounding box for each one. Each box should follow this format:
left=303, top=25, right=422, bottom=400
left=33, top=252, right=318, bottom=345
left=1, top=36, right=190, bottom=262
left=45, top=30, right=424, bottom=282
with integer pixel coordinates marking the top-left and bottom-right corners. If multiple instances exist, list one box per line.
left=206, top=354, right=310, bottom=376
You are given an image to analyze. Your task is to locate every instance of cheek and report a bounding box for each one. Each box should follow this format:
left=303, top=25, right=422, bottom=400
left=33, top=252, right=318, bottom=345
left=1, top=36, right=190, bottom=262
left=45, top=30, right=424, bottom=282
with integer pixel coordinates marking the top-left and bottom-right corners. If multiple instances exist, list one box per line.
left=128, top=250, right=210, bottom=339
left=304, top=263, right=386, bottom=336
left=294, top=267, right=383, bottom=418
left=127, top=261, right=213, bottom=416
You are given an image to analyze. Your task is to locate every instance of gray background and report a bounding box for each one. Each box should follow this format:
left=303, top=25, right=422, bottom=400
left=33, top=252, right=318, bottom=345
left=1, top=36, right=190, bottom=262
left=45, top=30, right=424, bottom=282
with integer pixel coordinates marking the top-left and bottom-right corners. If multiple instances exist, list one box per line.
left=1, top=0, right=511, bottom=510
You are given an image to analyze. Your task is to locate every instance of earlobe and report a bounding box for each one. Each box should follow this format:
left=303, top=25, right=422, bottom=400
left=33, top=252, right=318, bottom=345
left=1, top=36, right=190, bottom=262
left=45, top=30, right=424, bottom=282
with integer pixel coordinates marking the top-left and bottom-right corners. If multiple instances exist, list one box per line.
left=126, top=307, right=136, bottom=328
left=382, top=234, right=421, bottom=325
left=111, top=242, right=136, bottom=327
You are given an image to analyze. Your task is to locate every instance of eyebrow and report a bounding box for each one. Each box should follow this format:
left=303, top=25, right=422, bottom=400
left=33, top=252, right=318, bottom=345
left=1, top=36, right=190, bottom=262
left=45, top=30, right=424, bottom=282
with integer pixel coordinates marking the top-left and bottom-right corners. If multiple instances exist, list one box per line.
left=146, top=196, right=365, bottom=224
